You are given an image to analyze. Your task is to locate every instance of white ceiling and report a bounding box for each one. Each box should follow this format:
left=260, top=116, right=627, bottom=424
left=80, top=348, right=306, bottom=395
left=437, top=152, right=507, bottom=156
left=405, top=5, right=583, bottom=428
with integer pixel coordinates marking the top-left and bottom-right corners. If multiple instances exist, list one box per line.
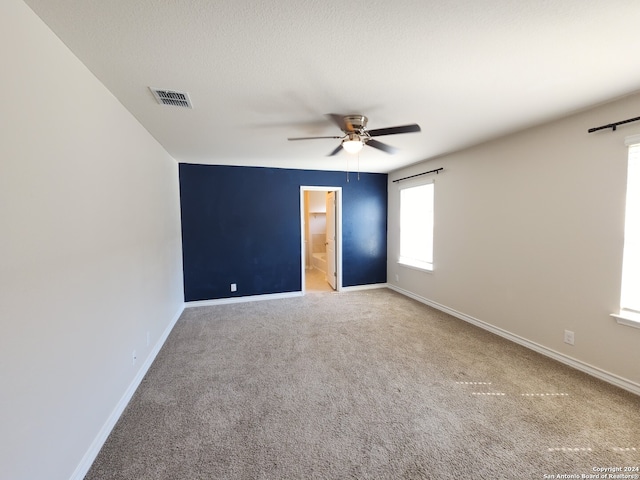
left=23, top=0, right=640, bottom=173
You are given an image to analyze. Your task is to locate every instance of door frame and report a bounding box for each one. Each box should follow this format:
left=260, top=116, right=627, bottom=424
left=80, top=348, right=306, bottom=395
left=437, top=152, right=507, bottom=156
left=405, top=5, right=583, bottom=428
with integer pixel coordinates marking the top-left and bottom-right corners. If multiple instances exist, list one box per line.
left=300, top=186, right=342, bottom=293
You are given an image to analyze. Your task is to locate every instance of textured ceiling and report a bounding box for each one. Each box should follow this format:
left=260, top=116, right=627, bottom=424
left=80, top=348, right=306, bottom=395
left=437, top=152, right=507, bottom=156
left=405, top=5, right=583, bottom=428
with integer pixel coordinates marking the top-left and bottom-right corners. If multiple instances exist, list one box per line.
left=23, top=0, right=640, bottom=173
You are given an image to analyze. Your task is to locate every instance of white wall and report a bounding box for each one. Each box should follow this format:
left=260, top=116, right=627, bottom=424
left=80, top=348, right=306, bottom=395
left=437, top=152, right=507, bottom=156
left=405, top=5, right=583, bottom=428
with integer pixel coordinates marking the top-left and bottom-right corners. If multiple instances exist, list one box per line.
left=0, top=1, right=184, bottom=479
left=388, top=91, right=640, bottom=392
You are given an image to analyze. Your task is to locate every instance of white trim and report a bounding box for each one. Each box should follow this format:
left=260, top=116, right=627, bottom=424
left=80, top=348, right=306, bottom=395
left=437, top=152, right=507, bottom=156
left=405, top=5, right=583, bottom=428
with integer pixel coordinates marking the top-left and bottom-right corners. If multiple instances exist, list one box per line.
left=300, top=186, right=343, bottom=293
left=624, top=133, right=640, bottom=147
left=610, top=311, right=640, bottom=329
left=398, top=258, right=433, bottom=272
left=185, top=291, right=303, bottom=308
left=70, top=304, right=185, bottom=480
left=340, top=283, right=388, bottom=292
left=387, top=285, right=640, bottom=397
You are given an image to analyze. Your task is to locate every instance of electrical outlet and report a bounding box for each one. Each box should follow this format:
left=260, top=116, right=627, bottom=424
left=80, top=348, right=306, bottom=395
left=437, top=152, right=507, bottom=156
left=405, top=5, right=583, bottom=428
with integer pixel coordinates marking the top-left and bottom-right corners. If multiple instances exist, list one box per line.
left=395, top=274, right=399, bottom=282
left=231, top=283, right=237, bottom=292
left=563, top=330, right=575, bottom=346
left=132, top=350, right=137, bottom=365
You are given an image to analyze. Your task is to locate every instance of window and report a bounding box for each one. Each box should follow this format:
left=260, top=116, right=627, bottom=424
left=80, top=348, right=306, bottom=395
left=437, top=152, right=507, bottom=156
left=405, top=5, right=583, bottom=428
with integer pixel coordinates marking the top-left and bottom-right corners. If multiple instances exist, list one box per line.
left=399, top=181, right=434, bottom=271
left=613, top=137, right=640, bottom=328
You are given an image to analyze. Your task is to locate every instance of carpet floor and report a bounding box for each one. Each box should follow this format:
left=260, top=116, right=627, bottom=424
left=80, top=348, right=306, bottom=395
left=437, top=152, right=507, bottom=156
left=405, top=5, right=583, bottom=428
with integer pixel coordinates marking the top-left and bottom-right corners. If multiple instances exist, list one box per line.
left=86, top=289, right=640, bottom=479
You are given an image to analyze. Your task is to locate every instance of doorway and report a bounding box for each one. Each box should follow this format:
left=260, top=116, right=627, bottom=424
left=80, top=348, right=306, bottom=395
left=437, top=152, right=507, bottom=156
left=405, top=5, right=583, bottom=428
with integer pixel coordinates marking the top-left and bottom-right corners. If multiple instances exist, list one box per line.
left=300, top=186, right=342, bottom=293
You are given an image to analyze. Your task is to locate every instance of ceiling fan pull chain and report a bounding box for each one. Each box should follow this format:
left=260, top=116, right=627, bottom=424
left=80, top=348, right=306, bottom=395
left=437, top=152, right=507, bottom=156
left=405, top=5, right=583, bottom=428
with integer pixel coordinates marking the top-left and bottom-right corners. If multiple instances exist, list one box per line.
left=346, top=154, right=350, bottom=182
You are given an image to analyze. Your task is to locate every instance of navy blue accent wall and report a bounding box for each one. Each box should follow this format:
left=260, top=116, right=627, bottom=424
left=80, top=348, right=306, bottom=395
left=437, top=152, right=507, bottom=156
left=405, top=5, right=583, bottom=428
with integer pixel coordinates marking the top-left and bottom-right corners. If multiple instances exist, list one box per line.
left=179, top=164, right=387, bottom=302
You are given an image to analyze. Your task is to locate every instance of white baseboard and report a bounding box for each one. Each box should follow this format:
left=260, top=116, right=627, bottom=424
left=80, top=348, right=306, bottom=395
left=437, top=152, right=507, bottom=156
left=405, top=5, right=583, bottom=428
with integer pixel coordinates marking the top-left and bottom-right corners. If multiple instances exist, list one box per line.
left=69, top=303, right=185, bottom=480
left=185, top=291, right=303, bottom=308
left=184, top=285, right=388, bottom=307
left=387, top=285, right=640, bottom=397
left=340, top=283, right=388, bottom=292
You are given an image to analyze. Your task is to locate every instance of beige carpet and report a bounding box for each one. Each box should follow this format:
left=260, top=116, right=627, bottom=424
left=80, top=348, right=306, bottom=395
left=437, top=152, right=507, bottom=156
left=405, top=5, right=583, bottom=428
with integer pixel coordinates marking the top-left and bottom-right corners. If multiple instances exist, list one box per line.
left=86, top=289, right=640, bottom=479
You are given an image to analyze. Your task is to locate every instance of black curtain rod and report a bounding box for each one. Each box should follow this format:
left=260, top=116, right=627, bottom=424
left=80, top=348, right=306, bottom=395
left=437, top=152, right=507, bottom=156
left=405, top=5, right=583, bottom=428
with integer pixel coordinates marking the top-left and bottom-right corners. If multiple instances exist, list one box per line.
left=588, top=115, right=640, bottom=133
left=392, top=168, right=443, bottom=183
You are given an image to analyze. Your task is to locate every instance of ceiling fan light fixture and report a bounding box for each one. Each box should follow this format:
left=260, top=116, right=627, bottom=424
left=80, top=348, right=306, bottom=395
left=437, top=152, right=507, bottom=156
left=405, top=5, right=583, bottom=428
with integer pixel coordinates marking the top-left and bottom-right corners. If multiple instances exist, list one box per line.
left=342, top=133, right=364, bottom=154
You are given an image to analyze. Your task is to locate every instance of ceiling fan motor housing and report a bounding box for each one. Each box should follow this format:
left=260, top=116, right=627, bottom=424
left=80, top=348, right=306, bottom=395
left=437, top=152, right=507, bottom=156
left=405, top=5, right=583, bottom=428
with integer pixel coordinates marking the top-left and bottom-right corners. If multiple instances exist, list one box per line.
left=344, top=115, right=368, bottom=132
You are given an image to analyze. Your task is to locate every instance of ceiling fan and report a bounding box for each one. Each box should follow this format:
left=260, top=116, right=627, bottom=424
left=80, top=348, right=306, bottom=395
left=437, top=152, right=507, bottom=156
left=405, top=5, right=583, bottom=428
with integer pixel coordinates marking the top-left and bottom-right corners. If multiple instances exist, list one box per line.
left=287, top=114, right=421, bottom=156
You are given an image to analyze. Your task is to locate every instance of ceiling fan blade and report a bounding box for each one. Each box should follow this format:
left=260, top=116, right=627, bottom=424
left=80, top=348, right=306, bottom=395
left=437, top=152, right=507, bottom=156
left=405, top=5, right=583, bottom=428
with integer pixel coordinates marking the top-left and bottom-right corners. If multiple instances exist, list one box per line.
left=327, top=144, right=343, bottom=156
left=327, top=114, right=353, bottom=132
left=367, top=123, right=421, bottom=137
left=288, top=136, right=343, bottom=141
left=366, top=139, right=398, bottom=154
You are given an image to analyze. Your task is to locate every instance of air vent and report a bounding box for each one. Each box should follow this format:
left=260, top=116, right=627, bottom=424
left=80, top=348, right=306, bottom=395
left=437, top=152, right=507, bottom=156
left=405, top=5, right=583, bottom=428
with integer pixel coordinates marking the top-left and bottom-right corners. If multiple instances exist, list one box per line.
left=149, top=88, right=193, bottom=108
